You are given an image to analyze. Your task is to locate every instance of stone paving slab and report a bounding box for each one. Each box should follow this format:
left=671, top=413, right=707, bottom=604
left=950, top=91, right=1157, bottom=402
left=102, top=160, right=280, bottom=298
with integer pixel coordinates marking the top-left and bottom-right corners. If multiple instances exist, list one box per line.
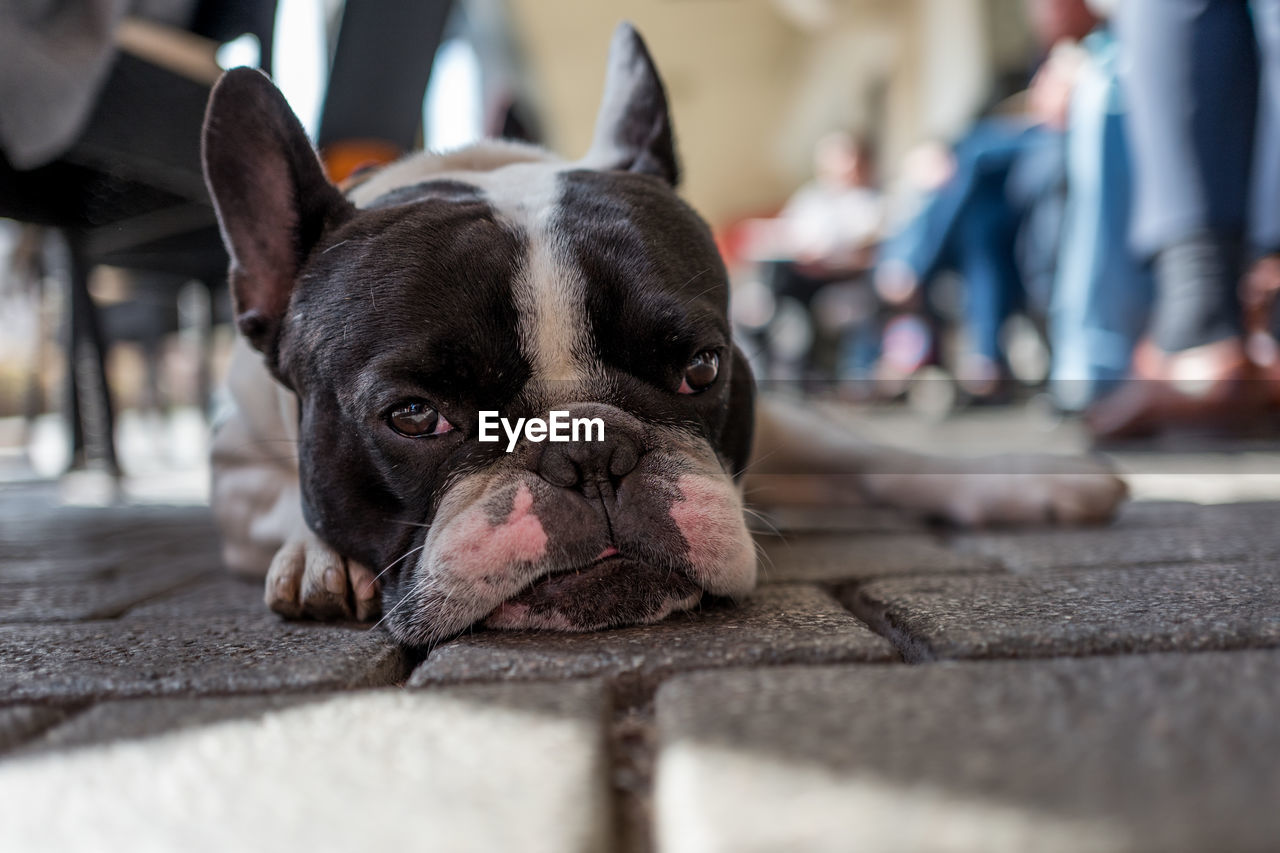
left=0, top=562, right=217, bottom=623
left=121, top=574, right=268, bottom=620
left=0, top=502, right=216, bottom=541
left=1, top=482, right=1276, bottom=851
left=1105, top=499, right=1250, bottom=528
left=7, top=695, right=312, bottom=756
left=410, top=585, right=897, bottom=699
left=1106, top=500, right=1202, bottom=526
left=0, top=683, right=612, bottom=853
left=951, top=502, right=1280, bottom=572
left=0, top=500, right=216, bottom=539
left=0, top=615, right=408, bottom=703
left=0, top=705, right=74, bottom=752
left=846, top=561, right=1280, bottom=661
left=758, top=532, right=996, bottom=583
left=0, top=506, right=221, bottom=584
left=654, top=651, right=1280, bottom=853
left=0, top=535, right=221, bottom=585
left=1192, top=499, right=1280, bottom=522
left=1081, top=500, right=1279, bottom=530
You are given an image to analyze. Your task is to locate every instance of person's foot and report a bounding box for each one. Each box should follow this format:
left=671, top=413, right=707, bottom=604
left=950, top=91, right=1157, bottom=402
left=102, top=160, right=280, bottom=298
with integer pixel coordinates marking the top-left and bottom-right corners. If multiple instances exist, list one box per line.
left=1243, top=254, right=1280, bottom=406
left=1242, top=253, right=1280, bottom=310
left=1246, top=338, right=1280, bottom=409
left=873, top=259, right=920, bottom=306
left=956, top=353, right=1005, bottom=400
left=1084, top=339, right=1268, bottom=441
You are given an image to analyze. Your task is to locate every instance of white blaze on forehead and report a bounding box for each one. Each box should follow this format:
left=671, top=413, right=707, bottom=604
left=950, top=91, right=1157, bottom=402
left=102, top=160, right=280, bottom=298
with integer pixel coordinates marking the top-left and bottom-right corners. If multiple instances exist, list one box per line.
left=345, top=140, right=556, bottom=209
left=486, top=163, right=591, bottom=384
left=345, top=143, right=594, bottom=385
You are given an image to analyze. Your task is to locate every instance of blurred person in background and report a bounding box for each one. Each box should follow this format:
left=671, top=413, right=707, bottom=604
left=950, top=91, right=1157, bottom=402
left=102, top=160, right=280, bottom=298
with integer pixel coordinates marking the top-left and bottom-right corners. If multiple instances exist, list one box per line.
left=776, top=131, right=883, bottom=272
left=1048, top=0, right=1153, bottom=412
left=752, top=131, right=886, bottom=383
left=874, top=0, right=1095, bottom=401
left=1088, top=0, right=1280, bottom=438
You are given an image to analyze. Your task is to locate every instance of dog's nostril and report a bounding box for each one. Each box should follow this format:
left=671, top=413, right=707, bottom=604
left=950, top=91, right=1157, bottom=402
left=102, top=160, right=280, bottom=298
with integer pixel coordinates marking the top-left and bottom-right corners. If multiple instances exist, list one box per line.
left=536, top=429, right=640, bottom=490
left=609, top=434, right=639, bottom=478
left=538, top=446, right=580, bottom=488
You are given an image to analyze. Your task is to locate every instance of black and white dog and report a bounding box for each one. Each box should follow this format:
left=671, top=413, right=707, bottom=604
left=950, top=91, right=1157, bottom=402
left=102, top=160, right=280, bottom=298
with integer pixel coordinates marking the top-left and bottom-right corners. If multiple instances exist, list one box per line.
left=204, top=24, right=1126, bottom=647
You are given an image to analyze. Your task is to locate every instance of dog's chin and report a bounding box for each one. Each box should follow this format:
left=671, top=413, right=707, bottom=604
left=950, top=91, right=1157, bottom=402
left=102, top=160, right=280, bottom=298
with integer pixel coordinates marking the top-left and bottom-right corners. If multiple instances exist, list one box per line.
left=481, top=556, right=703, bottom=632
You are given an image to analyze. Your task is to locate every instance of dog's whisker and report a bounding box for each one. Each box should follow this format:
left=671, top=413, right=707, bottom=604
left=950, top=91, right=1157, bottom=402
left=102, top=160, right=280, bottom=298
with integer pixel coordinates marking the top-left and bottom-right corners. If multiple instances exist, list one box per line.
left=372, top=570, right=441, bottom=634
left=387, top=518, right=432, bottom=529
left=372, top=544, right=427, bottom=585
left=677, top=271, right=717, bottom=306
left=733, top=446, right=782, bottom=480
left=370, top=591, right=415, bottom=633
left=751, top=537, right=775, bottom=582
left=741, top=506, right=783, bottom=539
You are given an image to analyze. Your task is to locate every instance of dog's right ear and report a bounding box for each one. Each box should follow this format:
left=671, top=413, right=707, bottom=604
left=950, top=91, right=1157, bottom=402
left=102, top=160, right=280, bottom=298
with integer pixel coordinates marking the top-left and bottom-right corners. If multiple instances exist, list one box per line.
left=202, top=68, right=354, bottom=355
left=581, top=22, right=680, bottom=186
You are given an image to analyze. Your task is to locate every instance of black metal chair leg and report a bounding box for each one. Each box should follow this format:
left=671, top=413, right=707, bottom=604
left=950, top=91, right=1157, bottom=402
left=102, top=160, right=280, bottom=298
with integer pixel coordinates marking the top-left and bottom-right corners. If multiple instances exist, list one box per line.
left=64, top=233, right=121, bottom=477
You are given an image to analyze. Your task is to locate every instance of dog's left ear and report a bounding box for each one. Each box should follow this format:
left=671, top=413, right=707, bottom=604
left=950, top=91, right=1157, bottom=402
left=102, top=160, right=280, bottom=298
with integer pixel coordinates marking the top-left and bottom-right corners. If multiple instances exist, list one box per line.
left=581, top=22, right=680, bottom=186
left=202, top=68, right=355, bottom=356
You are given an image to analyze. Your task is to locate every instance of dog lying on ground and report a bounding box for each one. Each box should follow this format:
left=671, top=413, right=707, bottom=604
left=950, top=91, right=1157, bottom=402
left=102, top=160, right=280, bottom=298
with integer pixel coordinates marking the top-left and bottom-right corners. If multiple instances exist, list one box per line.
left=203, top=24, right=1126, bottom=647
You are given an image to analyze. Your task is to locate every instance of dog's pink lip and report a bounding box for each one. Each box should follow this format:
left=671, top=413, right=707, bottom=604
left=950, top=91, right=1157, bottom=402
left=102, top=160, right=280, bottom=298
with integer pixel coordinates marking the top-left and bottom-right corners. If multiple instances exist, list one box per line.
left=550, top=549, right=626, bottom=576
left=482, top=553, right=703, bottom=631
left=496, top=550, right=679, bottom=607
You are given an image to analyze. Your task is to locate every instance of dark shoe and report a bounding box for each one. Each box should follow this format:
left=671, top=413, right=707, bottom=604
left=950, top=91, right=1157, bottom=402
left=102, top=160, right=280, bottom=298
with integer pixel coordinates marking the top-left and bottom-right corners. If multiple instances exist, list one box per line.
left=1085, top=340, right=1269, bottom=441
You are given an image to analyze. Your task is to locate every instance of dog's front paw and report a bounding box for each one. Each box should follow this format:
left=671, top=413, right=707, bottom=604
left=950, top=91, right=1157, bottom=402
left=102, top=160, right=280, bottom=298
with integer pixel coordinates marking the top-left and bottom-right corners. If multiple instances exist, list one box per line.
left=265, top=531, right=382, bottom=621
left=945, top=454, right=1128, bottom=527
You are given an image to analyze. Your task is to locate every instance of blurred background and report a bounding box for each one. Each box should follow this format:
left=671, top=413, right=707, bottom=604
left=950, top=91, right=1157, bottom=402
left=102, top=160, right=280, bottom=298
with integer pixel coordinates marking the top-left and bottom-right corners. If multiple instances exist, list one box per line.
left=2, top=0, right=1279, bottom=505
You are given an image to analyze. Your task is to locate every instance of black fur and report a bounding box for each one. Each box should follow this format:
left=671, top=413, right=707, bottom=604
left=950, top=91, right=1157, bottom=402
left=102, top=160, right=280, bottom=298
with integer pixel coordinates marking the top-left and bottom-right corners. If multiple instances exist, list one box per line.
left=557, top=169, right=753, bottom=475
left=202, top=24, right=756, bottom=643
left=202, top=68, right=354, bottom=361
left=585, top=22, right=680, bottom=185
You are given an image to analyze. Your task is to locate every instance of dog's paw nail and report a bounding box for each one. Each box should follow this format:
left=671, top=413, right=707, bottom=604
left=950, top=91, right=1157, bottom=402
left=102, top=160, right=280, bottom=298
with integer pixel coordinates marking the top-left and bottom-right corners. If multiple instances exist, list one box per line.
left=348, top=562, right=382, bottom=622
left=323, top=565, right=347, bottom=597
left=355, top=596, right=382, bottom=622
left=266, top=588, right=302, bottom=619
left=265, top=576, right=300, bottom=617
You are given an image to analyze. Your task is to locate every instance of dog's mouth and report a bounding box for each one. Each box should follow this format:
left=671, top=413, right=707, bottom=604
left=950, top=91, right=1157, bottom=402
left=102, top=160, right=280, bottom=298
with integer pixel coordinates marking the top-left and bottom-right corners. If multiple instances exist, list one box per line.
left=481, top=552, right=703, bottom=632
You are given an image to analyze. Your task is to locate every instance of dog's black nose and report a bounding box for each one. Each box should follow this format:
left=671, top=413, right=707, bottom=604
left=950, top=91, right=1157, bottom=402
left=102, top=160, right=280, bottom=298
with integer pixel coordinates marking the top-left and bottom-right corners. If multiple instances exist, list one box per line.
left=537, top=426, right=640, bottom=490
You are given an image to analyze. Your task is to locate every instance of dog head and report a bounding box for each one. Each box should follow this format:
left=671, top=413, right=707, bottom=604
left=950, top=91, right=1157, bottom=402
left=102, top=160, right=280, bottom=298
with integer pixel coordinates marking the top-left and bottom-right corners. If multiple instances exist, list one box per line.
left=202, top=24, right=757, bottom=645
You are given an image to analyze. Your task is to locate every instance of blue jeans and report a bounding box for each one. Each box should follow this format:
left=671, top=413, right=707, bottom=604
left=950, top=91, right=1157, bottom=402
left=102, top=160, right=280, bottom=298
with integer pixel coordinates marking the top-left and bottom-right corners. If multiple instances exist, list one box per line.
left=1050, top=29, right=1153, bottom=410
left=883, top=120, right=1058, bottom=365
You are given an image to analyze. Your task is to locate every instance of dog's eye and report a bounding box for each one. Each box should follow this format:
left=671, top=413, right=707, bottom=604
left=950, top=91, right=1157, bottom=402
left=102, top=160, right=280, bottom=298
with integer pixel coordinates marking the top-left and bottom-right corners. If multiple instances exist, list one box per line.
left=678, top=350, right=720, bottom=394
left=387, top=401, right=454, bottom=438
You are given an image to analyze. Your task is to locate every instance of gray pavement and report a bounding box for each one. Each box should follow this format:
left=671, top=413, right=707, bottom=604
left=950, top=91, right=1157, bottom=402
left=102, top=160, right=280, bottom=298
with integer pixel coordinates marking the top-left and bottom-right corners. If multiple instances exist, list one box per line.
left=0, top=474, right=1278, bottom=851
left=654, top=653, right=1280, bottom=853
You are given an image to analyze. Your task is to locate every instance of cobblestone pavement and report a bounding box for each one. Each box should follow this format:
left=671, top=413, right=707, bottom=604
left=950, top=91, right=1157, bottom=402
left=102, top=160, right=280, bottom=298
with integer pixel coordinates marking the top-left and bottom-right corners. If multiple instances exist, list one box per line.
left=1, top=473, right=1278, bottom=852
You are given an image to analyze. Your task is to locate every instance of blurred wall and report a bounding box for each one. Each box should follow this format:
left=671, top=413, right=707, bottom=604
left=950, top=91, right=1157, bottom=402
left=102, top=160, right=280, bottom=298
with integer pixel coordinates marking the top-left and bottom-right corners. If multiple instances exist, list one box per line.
left=505, top=0, right=1034, bottom=226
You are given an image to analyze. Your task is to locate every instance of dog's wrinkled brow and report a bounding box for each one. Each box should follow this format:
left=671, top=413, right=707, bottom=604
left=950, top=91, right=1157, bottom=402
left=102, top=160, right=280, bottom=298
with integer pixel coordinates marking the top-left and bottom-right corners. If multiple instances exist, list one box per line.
left=363, top=179, right=485, bottom=209
left=348, top=346, right=529, bottom=415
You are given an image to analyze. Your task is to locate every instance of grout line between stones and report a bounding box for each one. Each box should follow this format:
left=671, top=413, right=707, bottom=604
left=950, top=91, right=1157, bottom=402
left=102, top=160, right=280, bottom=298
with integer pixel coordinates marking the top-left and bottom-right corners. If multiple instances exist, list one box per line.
left=0, top=701, right=93, bottom=756
left=96, top=570, right=224, bottom=620
left=837, top=582, right=936, bottom=664
left=608, top=686, right=656, bottom=853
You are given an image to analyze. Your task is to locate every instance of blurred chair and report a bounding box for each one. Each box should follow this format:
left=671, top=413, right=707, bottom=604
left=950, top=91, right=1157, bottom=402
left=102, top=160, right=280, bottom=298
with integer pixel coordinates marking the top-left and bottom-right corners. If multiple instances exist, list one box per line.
left=0, top=3, right=277, bottom=474
left=0, top=0, right=454, bottom=475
